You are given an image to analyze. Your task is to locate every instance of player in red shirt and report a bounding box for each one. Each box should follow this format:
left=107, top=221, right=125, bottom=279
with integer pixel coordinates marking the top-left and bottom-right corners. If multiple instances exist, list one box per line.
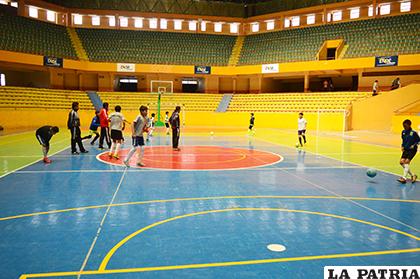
left=98, top=102, right=111, bottom=149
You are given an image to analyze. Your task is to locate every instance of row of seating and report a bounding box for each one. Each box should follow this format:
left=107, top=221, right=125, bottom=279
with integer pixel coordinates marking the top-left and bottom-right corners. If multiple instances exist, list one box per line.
left=239, top=13, right=420, bottom=65
left=0, top=87, right=93, bottom=110
left=97, top=92, right=222, bottom=112
left=0, top=11, right=77, bottom=59
left=227, top=92, right=370, bottom=112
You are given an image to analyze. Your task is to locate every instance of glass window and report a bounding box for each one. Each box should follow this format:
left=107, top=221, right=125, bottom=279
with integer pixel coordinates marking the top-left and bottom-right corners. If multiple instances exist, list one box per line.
left=368, top=6, right=374, bottom=16
left=149, top=18, right=158, bottom=29
left=10, top=1, right=17, bottom=7
left=0, top=73, right=5, bottom=86
left=189, top=21, right=197, bottom=31
left=400, top=1, right=411, bottom=12
left=174, top=19, right=183, bottom=30
left=284, top=18, right=290, bottom=28
left=201, top=21, right=206, bottom=31
left=29, top=6, right=38, bottom=18
left=91, top=15, right=100, bottom=26
left=251, top=22, right=259, bottom=32
left=134, top=18, right=143, bottom=28
left=379, top=3, right=391, bottom=15
left=307, top=14, right=315, bottom=25
left=266, top=20, right=275, bottom=30
left=230, top=23, right=239, bottom=33
left=332, top=11, right=342, bottom=21
left=350, top=8, right=360, bottom=19
left=46, top=10, right=56, bottom=22
left=214, top=22, right=223, bottom=32
left=160, top=18, right=167, bottom=29
left=73, top=14, right=82, bottom=25
left=291, top=16, right=300, bottom=26
left=120, top=17, right=128, bottom=27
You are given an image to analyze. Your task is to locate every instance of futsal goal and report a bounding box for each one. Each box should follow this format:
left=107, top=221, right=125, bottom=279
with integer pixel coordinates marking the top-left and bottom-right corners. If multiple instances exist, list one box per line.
left=148, top=80, right=186, bottom=127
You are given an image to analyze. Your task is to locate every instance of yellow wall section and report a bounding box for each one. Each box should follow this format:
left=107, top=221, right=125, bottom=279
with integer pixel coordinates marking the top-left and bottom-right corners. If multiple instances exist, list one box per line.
left=352, top=84, right=420, bottom=131
left=0, top=110, right=345, bottom=132
left=392, top=115, right=420, bottom=134
left=2, top=50, right=420, bottom=76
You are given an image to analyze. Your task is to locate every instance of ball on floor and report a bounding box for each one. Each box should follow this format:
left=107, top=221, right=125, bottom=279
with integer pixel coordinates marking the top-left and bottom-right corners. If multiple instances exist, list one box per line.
left=366, top=168, right=377, bottom=178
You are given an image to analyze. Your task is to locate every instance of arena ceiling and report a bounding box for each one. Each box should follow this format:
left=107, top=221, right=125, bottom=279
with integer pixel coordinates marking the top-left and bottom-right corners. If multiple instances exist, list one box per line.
left=42, top=0, right=350, bottom=17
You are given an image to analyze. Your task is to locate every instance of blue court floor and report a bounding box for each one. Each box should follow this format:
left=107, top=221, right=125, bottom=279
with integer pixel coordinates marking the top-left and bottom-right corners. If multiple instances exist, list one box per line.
left=0, top=134, right=419, bottom=278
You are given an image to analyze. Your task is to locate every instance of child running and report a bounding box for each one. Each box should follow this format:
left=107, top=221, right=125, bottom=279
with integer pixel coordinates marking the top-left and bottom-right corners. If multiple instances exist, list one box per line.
left=298, top=112, right=307, bottom=147
left=398, top=119, right=419, bottom=184
left=35, top=126, right=59, bottom=164
left=108, top=105, right=125, bottom=159
left=165, top=111, right=170, bottom=135
left=124, top=106, right=150, bottom=167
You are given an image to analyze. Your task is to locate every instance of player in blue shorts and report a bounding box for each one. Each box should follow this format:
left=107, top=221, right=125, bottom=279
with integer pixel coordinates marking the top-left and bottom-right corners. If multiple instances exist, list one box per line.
left=123, top=106, right=150, bottom=167
left=35, top=126, right=59, bottom=164
left=398, top=119, right=419, bottom=183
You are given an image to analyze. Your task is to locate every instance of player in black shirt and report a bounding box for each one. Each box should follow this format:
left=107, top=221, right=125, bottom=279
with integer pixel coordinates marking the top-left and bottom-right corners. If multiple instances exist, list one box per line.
left=35, top=126, right=59, bottom=164
left=398, top=119, right=420, bottom=183
left=249, top=113, right=255, bottom=132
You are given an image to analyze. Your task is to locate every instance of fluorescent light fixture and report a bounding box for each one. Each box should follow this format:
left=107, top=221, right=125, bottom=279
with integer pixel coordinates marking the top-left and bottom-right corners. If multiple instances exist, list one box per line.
left=251, top=22, right=259, bottom=32
left=91, top=15, right=100, bottom=26
left=46, top=10, right=56, bottom=22
left=214, top=22, right=223, bottom=32
left=230, top=22, right=239, bottom=33
left=266, top=20, right=275, bottom=30
left=189, top=21, right=197, bottom=31
left=160, top=18, right=167, bottom=29
left=29, top=6, right=38, bottom=18
left=120, top=17, right=128, bottom=27
left=307, top=14, right=315, bottom=25
left=149, top=18, right=158, bottom=29
left=134, top=17, right=143, bottom=28
left=73, top=14, right=83, bottom=25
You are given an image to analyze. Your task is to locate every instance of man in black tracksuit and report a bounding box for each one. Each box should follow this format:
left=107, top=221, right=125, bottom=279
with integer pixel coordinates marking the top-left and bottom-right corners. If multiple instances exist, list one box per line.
left=68, top=102, right=88, bottom=155
left=35, top=125, right=59, bottom=163
left=170, top=106, right=181, bottom=151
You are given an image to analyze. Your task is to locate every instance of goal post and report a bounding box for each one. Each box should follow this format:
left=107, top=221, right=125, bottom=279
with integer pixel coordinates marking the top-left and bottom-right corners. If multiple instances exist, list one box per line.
left=150, top=80, right=173, bottom=127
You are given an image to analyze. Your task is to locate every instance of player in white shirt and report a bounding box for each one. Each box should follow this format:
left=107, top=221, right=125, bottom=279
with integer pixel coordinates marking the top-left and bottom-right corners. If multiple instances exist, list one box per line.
left=108, top=105, right=125, bottom=159
left=147, top=113, right=155, bottom=141
left=164, top=111, right=170, bottom=135
left=298, top=112, right=307, bottom=147
left=123, top=106, right=150, bottom=167
left=372, top=80, right=379, bottom=96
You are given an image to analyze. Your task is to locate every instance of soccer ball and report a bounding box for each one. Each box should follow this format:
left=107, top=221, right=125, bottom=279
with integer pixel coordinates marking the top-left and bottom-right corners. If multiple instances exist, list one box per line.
left=366, top=168, right=377, bottom=178
left=210, top=131, right=214, bottom=136
left=295, top=143, right=300, bottom=148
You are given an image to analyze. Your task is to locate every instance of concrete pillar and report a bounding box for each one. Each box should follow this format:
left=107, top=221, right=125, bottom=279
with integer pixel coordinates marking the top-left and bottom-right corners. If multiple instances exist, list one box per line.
left=304, top=73, right=310, bottom=92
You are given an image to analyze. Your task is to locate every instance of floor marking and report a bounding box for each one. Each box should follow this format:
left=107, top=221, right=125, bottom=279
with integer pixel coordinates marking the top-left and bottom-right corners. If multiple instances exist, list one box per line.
left=285, top=170, right=420, bottom=233
left=267, top=244, right=286, bottom=252
left=19, top=248, right=420, bottom=278
left=0, top=138, right=70, bottom=179
left=14, top=165, right=367, bottom=174
left=253, top=136, right=420, bottom=232
left=1, top=195, right=419, bottom=222
left=255, top=137, right=403, bottom=177
left=77, top=169, right=128, bottom=277
left=99, top=207, right=420, bottom=271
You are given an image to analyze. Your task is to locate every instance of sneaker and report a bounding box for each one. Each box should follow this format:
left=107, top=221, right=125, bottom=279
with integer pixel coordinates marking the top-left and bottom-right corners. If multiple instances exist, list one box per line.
left=81, top=150, right=89, bottom=154
left=136, top=162, right=146, bottom=167
left=43, top=157, right=51, bottom=164
left=72, top=151, right=80, bottom=155
left=123, top=160, right=130, bottom=167
left=90, top=142, right=95, bottom=145
left=411, top=174, right=417, bottom=183
left=108, top=153, right=113, bottom=158
left=173, top=148, right=181, bottom=151
left=98, top=147, right=104, bottom=150
left=113, top=154, right=119, bottom=160
left=397, top=177, right=407, bottom=184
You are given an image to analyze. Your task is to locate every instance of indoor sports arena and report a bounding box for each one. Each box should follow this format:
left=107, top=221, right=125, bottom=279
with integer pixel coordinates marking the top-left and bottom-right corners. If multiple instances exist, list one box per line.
left=0, top=0, right=419, bottom=278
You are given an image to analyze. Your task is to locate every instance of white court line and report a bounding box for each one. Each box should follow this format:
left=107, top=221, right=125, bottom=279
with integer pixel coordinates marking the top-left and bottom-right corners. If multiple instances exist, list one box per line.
left=252, top=137, right=420, bottom=233
left=14, top=165, right=368, bottom=174
left=0, top=138, right=70, bottom=179
left=282, top=169, right=420, bottom=233
left=77, top=169, right=128, bottom=278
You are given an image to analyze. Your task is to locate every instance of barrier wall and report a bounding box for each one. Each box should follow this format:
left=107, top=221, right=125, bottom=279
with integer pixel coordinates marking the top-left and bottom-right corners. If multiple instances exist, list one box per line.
left=351, top=83, right=420, bottom=131
left=0, top=109, right=346, bottom=132
left=391, top=115, right=420, bottom=134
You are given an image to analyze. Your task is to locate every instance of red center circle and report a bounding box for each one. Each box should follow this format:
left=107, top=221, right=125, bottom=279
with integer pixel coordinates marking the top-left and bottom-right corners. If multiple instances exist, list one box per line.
left=97, top=146, right=283, bottom=170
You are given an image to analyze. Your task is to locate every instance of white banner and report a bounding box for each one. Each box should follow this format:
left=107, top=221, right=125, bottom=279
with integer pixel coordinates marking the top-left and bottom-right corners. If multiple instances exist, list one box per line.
left=324, top=266, right=419, bottom=279
left=117, top=63, right=136, bottom=72
left=262, top=63, right=279, bottom=73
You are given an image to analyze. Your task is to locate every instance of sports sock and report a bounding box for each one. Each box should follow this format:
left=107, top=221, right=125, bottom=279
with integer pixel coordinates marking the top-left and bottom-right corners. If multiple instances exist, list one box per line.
left=114, top=143, right=121, bottom=155
left=124, top=147, right=137, bottom=163
left=137, top=146, right=145, bottom=163
left=299, top=137, right=302, bottom=146
left=404, top=164, right=413, bottom=177
left=42, top=146, right=48, bottom=157
left=303, top=135, right=306, bottom=143
left=109, top=142, right=115, bottom=155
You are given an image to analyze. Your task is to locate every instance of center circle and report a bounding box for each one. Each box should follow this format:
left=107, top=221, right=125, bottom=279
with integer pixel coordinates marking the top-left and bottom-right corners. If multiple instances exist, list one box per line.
left=97, top=145, right=283, bottom=170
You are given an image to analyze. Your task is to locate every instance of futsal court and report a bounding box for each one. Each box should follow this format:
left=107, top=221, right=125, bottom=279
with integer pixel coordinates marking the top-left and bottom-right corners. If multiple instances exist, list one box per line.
left=0, top=128, right=418, bottom=279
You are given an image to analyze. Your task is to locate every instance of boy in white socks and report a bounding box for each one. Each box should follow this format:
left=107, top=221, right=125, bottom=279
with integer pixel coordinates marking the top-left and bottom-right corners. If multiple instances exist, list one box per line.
left=108, top=105, right=125, bottom=159
left=124, top=105, right=150, bottom=167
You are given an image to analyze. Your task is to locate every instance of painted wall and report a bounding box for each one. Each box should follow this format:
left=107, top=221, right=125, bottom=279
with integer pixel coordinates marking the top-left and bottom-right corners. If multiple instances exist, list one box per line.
left=351, top=84, right=420, bottom=131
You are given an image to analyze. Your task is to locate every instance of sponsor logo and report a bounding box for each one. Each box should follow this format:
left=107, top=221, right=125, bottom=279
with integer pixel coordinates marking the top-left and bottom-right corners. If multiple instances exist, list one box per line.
left=194, top=66, right=211, bottom=74
left=375, top=56, right=398, bottom=67
left=44, top=56, right=63, bottom=67
left=262, top=63, right=279, bottom=73
left=117, top=63, right=136, bottom=72
left=324, top=266, right=419, bottom=279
